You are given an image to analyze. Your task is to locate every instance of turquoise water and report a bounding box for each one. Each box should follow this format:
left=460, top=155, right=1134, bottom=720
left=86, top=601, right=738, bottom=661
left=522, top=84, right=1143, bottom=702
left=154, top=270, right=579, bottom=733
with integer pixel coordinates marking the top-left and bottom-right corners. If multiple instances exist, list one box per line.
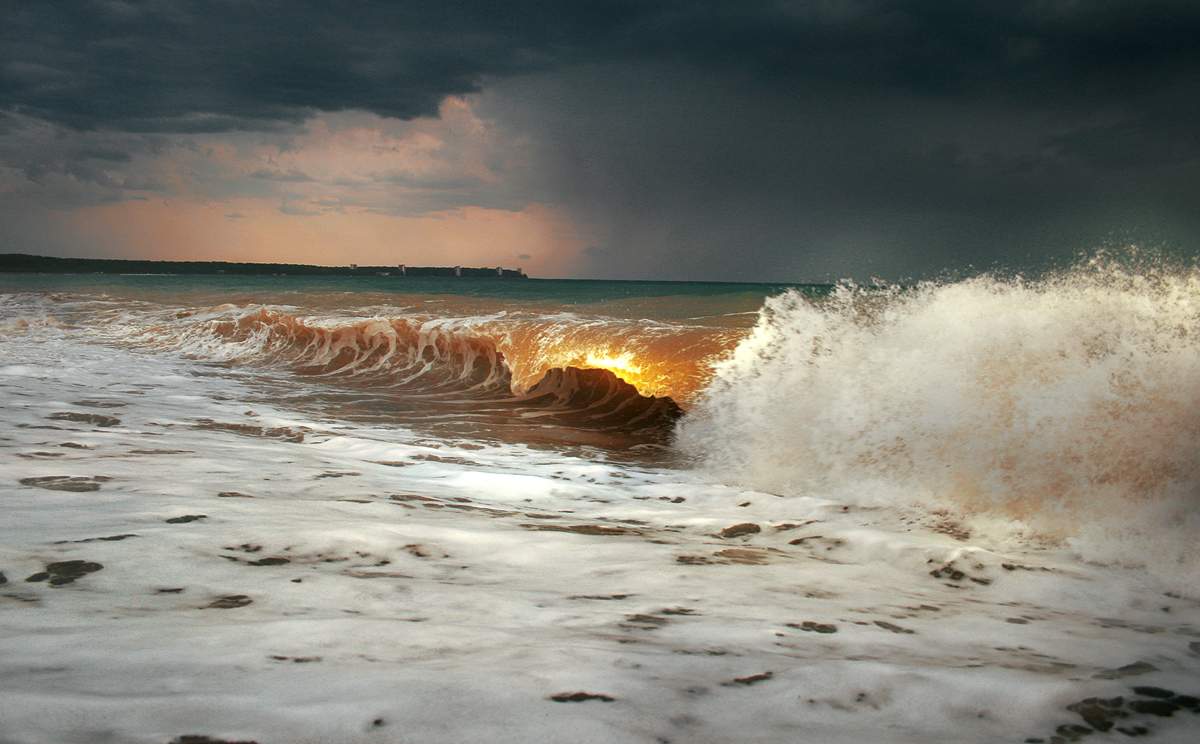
left=0, top=272, right=828, bottom=317
left=0, top=272, right=822, bottom=299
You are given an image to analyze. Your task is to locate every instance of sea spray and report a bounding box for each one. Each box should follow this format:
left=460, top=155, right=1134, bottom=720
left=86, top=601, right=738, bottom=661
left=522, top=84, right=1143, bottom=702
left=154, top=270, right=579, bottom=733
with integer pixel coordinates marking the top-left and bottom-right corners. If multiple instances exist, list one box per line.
left=677, top=255, right=1200, bottom=579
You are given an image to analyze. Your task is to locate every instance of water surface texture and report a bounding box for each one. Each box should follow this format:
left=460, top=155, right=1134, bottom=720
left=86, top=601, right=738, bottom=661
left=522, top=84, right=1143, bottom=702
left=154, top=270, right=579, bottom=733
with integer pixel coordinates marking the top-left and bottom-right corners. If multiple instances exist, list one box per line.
left=1, top=263, right=1198, bottom=744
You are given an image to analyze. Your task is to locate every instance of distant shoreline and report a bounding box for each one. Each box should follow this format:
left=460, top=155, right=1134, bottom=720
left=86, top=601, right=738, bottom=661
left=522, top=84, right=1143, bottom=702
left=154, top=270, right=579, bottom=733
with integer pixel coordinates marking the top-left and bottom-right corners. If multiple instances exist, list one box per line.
left=0, top=253, right=528, bottom=278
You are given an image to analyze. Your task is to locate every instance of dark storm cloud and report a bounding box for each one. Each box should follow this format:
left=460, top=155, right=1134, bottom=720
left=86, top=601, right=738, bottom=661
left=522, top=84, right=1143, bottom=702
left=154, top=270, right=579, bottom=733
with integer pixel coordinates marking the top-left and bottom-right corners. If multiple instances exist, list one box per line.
left=2, top=0, right=608, bottom=131
left=480, top=58, right=1200, bottom=280
left=5, top=1, right=1200, bottom=132
left=3, top=1, right=1200, bottom=278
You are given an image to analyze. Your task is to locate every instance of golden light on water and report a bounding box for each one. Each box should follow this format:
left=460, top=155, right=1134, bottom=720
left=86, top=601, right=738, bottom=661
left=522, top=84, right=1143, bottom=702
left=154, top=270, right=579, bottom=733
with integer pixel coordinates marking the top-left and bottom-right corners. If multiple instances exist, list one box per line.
left=584, top=351, right=643, bottom=377
left=580, top=350, right=657, bottom=395
left=506, top=331, right=733, bottom=403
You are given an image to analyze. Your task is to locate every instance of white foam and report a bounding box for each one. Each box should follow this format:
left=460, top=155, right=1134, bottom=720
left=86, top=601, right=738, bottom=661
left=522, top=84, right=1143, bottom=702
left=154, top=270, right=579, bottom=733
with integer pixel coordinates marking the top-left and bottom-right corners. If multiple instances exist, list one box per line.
left=679, top=256, right=1200, bottom=582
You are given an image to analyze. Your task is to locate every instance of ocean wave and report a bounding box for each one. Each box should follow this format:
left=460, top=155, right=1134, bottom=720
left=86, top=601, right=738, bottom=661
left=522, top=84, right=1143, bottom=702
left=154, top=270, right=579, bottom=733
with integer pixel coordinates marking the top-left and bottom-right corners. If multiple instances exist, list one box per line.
left=678, top=254, right=1200, bottom=579
left=104, top=301, right=734, bottom=402
left=515, top=365, right=682, bottom=429
left=108, top=303, right=690, bottom=435
left=158, top=307, right=513, bottom=391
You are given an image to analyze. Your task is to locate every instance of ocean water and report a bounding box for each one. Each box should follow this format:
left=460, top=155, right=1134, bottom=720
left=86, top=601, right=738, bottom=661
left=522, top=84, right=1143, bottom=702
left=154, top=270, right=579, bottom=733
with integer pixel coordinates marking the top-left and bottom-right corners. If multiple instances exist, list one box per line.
left=1, top=259, right=1198, bottom=743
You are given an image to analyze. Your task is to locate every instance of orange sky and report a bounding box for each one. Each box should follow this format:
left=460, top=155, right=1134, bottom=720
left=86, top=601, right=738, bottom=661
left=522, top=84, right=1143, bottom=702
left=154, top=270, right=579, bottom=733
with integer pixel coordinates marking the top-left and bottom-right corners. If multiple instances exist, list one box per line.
left=12, top=98, right=590, bottom=277
left=66, top=197, right=587, bottom=276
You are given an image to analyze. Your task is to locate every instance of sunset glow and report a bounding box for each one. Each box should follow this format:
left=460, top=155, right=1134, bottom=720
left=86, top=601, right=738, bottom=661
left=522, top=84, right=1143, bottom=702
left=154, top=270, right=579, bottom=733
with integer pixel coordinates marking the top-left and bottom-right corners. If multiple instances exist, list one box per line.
left=584, top=350, right=642, bottom=377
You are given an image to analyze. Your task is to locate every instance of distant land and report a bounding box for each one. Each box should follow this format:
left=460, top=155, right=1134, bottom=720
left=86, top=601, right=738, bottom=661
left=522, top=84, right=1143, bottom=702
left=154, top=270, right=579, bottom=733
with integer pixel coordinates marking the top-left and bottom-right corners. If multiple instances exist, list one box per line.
left=0, top=253, right=528, bottom=278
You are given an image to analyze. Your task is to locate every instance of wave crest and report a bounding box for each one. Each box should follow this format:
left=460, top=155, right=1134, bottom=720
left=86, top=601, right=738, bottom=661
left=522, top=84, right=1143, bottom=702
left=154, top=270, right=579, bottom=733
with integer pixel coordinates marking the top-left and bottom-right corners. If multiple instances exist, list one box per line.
left=127, top=304, right=688, bottom=437
left=148, top=307, right=512, bottom=390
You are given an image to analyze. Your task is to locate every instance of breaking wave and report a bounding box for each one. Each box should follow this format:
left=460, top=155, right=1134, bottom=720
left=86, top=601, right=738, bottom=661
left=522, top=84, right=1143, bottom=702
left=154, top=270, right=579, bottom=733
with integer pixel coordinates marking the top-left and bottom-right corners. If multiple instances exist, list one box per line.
left=116, top=304, right=695, bottom=436
left=160, top=307, right=513, bottom=392
left=678, top=254, right=1200, bottom=578
left=115, top=301, right=736, bottom=399
left=516, top=366, right=682, bottom=429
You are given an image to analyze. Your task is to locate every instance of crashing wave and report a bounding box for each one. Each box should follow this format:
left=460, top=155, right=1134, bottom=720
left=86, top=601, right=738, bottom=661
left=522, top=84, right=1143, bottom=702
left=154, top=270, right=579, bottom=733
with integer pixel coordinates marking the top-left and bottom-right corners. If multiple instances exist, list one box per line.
left=678, top=254, right=1200, bottom=578
left=121, top=305, right=686, bottom=435
left=517, top=366, right=683, bottom=430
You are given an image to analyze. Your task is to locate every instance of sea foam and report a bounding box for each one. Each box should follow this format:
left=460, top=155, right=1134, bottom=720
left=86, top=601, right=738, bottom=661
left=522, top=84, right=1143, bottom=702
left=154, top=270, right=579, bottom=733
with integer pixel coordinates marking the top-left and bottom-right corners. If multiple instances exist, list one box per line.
left=678, top=254, right=1200, bottom=581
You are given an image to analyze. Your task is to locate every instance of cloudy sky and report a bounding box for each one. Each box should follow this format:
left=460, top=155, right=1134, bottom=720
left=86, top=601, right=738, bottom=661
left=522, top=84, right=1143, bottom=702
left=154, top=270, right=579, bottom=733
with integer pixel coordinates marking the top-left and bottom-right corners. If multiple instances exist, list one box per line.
left=3, top=1, right=1199, bottom=280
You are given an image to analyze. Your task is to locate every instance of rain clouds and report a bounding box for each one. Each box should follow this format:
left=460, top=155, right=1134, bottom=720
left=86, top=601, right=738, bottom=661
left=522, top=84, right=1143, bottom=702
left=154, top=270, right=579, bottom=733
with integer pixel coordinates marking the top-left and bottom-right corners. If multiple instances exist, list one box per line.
left=3, top=1, right=1199, bottom=278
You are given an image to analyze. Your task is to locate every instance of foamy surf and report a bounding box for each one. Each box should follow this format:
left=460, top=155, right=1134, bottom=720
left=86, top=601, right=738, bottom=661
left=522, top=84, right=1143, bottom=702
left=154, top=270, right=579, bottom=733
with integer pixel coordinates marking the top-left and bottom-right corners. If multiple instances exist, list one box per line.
left=1, top=264, right=1198, bottom=743
left=679, top=255, right=1200, bottom=583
